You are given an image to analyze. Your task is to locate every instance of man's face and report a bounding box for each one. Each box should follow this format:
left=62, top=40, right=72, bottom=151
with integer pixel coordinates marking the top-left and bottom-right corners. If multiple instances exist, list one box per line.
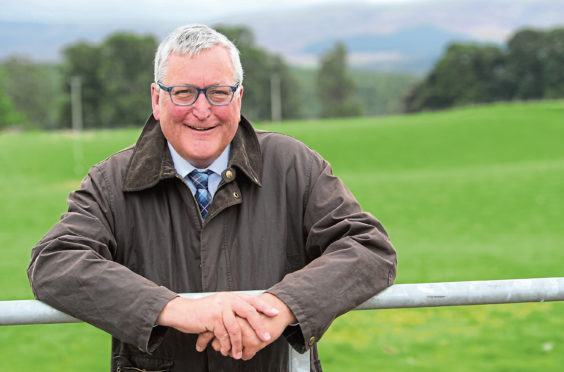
left=151, top=46, right=243, bottom=168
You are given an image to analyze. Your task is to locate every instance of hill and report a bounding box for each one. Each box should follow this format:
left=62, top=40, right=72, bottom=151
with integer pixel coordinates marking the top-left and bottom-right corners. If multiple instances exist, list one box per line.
left=223, top=0, right=564, bottom=72
left=2, top=0, right=564, bottom=73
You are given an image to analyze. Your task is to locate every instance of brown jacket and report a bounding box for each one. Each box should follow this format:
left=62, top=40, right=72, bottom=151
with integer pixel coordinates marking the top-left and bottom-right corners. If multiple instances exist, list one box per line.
left=28, top=115, right=397, bottom=371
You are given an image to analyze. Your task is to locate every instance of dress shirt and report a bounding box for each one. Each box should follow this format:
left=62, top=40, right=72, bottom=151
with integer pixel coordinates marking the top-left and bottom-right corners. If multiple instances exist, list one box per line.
left=167, top=142, right=230, bottom=198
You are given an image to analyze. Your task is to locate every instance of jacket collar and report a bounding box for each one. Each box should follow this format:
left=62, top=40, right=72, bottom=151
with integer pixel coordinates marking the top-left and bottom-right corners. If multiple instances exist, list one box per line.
left=123, top=114, right=262, bottom=192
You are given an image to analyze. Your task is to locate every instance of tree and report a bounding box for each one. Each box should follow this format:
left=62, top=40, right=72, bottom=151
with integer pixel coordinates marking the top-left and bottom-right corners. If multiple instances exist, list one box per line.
left=403, top=26, right=564, bottom=113
left=405, top=43, right=510, bottom=112
left=214, top=25, right=301, bottom=122
left=60, top=41, right=104, bottom=128
left=98, top=33, right=157, bottom=127
left=2, top=56, right=61, bottom=129
left=59, top=26, right=299, bottom=127
left=270, top=55, right=301, bottom=120
left=539, top=28, right=564, bottom=98
left=316, top=42, right=361, bottom=118
left=60, top=33, right=157, bottom=129
left=0, top=65, right=26, bottom=129
left=505, top=29, right=546, bottom=100
left=505, top=27, right=564, bottom=100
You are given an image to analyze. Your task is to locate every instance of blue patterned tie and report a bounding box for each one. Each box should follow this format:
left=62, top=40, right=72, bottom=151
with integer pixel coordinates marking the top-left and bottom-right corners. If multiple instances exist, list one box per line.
left=188, top=170, right=213, bottom=220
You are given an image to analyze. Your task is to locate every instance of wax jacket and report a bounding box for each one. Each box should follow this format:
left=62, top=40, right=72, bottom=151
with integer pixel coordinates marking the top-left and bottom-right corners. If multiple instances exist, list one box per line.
left=28, top=115, right=397, bottom=372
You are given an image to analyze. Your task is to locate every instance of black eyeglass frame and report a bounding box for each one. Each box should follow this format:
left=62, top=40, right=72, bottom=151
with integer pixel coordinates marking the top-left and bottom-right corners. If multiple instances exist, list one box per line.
left=157, top=82, right=240, bottom=106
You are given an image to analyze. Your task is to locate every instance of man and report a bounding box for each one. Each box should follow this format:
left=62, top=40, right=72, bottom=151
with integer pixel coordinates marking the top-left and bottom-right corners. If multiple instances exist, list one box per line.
left=28, top=24, right=397, bottom=371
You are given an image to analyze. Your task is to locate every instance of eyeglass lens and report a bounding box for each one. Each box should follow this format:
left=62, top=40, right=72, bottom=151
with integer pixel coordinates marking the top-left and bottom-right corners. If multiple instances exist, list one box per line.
left=170, top=86, right=234, bottom=105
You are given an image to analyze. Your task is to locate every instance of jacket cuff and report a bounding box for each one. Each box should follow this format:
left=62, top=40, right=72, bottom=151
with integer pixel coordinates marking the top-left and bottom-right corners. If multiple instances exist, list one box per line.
left=282, top=324, right=307, bottom=353
left=265, top=288, right=314, bottom=354
left=139, top=288, right=178, bottom=353
left=147, top=325, right=169, bottom=353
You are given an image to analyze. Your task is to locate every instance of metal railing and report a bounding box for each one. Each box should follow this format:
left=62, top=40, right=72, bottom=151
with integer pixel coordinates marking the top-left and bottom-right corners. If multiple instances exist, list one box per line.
left=2, top=278, right=564, bottom=371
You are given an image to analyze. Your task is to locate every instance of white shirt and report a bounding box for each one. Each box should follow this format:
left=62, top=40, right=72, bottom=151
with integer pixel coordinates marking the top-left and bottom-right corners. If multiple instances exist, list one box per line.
left=167, top=142, right=230, bottom=198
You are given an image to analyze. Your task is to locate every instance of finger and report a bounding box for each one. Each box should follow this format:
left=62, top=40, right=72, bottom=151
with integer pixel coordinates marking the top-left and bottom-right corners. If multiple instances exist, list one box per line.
left=229, top=296, right=272, bottom=342
left=195, top=332, right=214, bottom=352
left=222, top=308, right=242, bottom=359
left=238, top=294, right=280, bottom=317
left=211, top=338, right=221, bottom=352
left=239, top=318, right=260, bottom=361
left=242, top=348, right=257, bottom=361
left=211, top=323, right=231, bottom=357
left=232, top=302, right=271, bottom=342
left=217, top=333, right=231, bottom=357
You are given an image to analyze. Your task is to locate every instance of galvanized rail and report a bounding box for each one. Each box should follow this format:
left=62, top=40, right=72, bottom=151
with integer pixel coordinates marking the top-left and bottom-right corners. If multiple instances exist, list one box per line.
left=2, top=278, right=563, bottom=326
left=2, top=278, right=563, bottom=372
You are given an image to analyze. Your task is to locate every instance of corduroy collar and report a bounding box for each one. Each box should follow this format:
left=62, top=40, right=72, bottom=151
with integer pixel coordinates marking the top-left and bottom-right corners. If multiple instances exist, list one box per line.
left=123, top=114, right=262, bottom=192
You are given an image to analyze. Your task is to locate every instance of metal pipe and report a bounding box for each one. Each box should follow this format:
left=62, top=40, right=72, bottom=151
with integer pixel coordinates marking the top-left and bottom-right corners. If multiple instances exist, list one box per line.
left=0, top=292, right=264, bottom=326
left=356, top=277, right=564, bottom=310
left=2, top=278, right=563, bottom=326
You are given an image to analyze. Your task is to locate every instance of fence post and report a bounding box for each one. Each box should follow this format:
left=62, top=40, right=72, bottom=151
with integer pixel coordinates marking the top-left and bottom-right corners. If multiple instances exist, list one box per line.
left=289, top=345, right=310, bottom=372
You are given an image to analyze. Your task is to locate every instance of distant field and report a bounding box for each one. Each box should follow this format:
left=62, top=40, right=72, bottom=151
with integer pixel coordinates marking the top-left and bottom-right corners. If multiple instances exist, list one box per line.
left=1, top=100, right=563, bottom=371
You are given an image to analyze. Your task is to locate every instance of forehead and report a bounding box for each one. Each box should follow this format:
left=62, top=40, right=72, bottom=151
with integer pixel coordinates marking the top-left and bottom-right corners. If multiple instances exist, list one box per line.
left=165, top=46, right=235, bottom=85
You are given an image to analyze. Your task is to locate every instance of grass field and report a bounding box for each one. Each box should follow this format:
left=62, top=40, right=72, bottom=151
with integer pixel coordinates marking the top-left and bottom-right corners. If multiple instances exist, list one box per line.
left=1, top=100, right=563, bottom=371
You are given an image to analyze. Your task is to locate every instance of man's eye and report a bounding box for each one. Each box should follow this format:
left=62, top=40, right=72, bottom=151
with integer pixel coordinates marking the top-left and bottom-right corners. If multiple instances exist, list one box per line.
left=174, top=89, right=194, bottom=96
left=209, top=88, right=229, bottom=96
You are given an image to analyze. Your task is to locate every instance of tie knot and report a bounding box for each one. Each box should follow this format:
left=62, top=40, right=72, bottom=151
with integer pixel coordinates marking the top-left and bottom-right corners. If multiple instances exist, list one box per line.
left=188, top=169, right=212, bottom=190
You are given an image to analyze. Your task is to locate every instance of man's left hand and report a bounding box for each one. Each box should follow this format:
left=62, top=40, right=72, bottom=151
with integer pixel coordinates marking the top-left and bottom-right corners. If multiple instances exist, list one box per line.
left=196, top=292, right=296, bottom=360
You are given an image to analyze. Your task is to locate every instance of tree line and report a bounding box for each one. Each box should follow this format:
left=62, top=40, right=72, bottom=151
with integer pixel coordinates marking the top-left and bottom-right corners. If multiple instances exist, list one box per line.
left=1, top=25, right=393, bottom=130
left=3, top=25, right=562, bottom=130
left=404, top=27, right=564, bottom=112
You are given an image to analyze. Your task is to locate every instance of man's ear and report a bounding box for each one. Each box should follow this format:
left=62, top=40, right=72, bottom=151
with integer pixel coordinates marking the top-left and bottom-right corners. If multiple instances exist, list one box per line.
left=234, top=85, right=244, bottom=110
left=150, top=83, right=161, bottom=120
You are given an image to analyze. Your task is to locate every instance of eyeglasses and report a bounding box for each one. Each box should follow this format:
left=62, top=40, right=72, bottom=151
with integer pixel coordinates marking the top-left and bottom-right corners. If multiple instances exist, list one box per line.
left=157, top=82, right=240, bottom=106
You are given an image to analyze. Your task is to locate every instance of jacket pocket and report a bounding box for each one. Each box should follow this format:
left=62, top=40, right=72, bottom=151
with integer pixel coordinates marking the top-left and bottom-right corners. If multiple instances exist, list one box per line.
left=114, top=354, right=174, bottom=372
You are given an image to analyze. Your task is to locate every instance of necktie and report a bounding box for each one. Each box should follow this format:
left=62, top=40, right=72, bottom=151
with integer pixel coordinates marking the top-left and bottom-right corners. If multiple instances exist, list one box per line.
left=188, top=170, right=213, bottom=220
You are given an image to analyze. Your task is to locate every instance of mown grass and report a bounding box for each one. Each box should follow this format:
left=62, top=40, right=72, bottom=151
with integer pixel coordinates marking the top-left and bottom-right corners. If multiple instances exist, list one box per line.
left=1, top=100, right=563, bottom=370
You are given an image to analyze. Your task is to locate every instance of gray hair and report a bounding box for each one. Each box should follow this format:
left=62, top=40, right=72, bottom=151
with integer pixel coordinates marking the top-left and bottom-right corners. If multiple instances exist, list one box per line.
left=154, top=24, right=243, bottom=84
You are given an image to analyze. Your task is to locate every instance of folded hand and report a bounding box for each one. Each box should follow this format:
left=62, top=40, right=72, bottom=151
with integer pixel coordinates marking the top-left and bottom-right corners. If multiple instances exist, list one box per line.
left=157, top=292, right=280, bottom=359
left=196, top=292, right=297, bottom=360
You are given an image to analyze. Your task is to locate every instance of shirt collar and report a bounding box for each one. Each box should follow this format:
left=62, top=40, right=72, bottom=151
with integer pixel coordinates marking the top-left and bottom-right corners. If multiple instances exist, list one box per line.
left=167, top=142, right=231, bottom=178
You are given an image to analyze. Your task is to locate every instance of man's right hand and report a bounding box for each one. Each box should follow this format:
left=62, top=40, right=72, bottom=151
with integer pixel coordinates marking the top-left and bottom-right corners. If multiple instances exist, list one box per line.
left=156, top=292, right=279, bottom=359
left=207, top=292, right=297, bottom=360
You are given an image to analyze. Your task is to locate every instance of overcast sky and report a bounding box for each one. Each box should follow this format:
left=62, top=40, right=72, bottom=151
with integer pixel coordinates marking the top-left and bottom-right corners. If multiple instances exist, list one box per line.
left=3, top=0, right=430, bottom=24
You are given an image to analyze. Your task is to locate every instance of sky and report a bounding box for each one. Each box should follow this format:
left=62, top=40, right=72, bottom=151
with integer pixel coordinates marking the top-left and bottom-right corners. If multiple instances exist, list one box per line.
left=2, top=0, right=430, bottom=24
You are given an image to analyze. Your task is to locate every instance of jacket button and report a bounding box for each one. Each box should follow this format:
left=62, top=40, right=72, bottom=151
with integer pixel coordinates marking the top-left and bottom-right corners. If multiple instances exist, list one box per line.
left=233, top=191, right=240, bottom=199
left=308, top=336, right=316, bottom=346
left=225, top=170, right=234, bottom=180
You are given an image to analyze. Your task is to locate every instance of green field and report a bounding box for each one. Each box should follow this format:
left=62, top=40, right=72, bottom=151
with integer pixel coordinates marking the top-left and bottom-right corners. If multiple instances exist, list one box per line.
left=1, top=101, right=563, bottom=371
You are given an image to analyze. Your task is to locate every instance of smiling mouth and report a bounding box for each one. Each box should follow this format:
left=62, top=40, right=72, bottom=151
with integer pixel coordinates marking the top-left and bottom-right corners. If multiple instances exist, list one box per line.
left=185, top=124, right=216, bottom=131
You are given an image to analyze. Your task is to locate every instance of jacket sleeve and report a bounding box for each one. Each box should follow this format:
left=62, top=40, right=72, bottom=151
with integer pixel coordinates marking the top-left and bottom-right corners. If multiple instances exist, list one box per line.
left=267, top=151, right=397, bottom=353
left=27, top=164, right=177, bottom=353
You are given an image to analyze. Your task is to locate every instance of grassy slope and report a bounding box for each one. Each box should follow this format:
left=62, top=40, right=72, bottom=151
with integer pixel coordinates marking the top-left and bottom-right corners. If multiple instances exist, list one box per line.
left=0, top=130, right=138, bottom=371
left=1, top=101, right=563, bottom=370
left=266, top=101, right=564, bottom=371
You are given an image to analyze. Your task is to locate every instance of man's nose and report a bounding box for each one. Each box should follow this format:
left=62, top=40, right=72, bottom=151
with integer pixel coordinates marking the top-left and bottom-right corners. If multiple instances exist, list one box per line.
left=192, top=92, right=211, bottom=119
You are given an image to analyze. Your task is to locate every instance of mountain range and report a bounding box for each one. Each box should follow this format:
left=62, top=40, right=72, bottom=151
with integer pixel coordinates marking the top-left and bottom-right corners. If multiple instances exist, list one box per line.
left=2, top=0, right=564, bottom=74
